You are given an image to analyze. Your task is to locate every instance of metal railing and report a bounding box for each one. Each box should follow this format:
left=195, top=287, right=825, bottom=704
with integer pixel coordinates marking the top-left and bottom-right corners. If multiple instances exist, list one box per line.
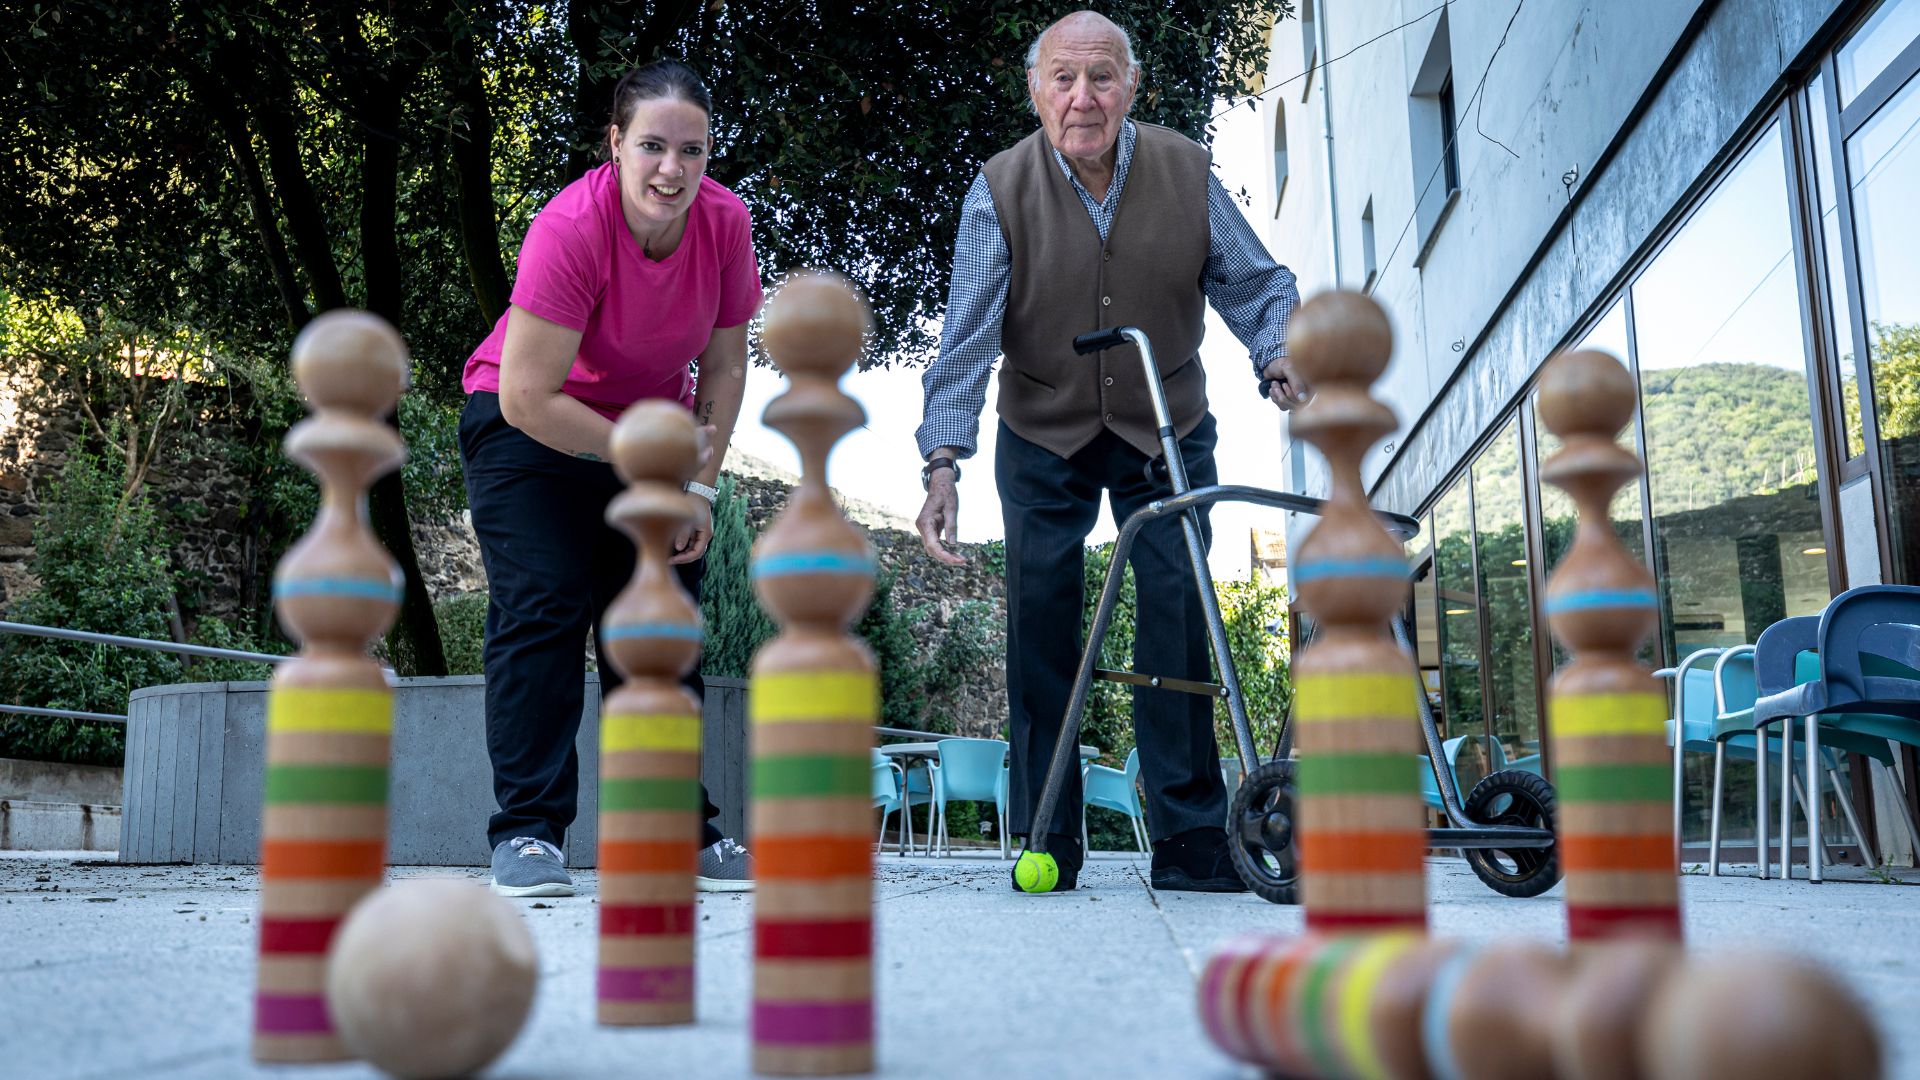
left=0, top=620, right=288, bottom=725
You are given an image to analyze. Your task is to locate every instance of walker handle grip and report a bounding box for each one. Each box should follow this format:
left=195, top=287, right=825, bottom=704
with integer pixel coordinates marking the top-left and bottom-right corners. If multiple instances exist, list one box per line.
left=1072, top=328, right=1130, bottom=355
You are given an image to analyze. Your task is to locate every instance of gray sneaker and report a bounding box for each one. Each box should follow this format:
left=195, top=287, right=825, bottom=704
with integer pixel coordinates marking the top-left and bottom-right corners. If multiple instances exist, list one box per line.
left=696, top=838, right=755, bottom=893
left=491, top=837, right=574, bottom=898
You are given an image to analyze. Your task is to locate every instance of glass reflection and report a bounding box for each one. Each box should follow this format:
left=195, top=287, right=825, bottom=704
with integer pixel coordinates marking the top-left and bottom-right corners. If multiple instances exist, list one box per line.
left=1631, top=121, right=1827, bottom=659
left=1848, top=72, right=1920, bottom=587
left=1838, top=0, right=1920, bottom=105
left=1809, top=74, right=1868, bottom=460
left=1471, top=420, right=1539, bottom=767
left=1432, top=478, right=1489, bottom=791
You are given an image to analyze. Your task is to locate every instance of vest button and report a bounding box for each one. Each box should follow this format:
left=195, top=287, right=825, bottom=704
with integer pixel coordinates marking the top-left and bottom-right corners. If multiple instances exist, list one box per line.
left=1104, top=413, right=1115, bottom=423
left=1101, top=296, right=1111, bottom=306
left=1104, top=377, right=1114, bottom=386
left=1103, top=251, right=1111, bottom=262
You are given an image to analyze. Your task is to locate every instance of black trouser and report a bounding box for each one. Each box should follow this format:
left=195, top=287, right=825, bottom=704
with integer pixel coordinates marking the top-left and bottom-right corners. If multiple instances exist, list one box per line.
left=998, top=415, right=1229, bottom=851
left=459, top=391, right=722, bottom=852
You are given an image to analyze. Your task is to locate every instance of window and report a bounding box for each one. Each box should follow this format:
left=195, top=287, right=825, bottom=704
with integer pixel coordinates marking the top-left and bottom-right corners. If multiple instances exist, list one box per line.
left=1471, top=420, right=1539, bottom=768
left=1408, top=11, right=1459, bottom=266
left=1837, top=0, right=1920, bottom=104
left=1299, top=0, right=1318, bottom=102
left=1273, top=103, right=1290, bottom=218
left=1431, top=477, right=1491, bottom=792
left=1844, top=60, right=1920, bottom=586
left=1360, top=198, right=1378, bottom=291
left=1808, top=74, right=1868, bottom=460
left=1632, top=121, right=1828, bottom=658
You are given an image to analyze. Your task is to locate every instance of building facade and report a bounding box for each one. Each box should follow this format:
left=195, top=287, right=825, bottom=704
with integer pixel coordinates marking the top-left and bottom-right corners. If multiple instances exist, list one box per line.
left=1265, top=0, right=1920, bottom=862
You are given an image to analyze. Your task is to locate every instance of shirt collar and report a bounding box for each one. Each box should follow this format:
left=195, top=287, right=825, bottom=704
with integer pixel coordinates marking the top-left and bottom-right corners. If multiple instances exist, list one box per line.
left=1048, top=118, right=1135, bottom=209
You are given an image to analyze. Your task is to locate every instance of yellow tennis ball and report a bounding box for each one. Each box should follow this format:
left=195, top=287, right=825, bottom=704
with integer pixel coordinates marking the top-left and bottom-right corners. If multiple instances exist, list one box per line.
left=1015, top=851, right=1059, bottom=893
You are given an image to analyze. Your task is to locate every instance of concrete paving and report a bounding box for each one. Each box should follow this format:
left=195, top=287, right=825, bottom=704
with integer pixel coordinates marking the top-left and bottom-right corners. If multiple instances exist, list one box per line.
left=4, top=849, right=1917, bottom=1079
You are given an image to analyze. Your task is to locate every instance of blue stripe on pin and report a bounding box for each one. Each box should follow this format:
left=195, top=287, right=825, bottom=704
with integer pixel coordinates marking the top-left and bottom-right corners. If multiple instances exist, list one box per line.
left=272, top=577, right=404, bottom=603
left=1291, top=557, right=1411, bottom=584
left=1422, top=946, right=1476, bottom=1080
left=604, top=623, right=705, bottom=642
left=752, top=551, right=876, bottom=580
left=1543, top=588, right=1659, bottom=615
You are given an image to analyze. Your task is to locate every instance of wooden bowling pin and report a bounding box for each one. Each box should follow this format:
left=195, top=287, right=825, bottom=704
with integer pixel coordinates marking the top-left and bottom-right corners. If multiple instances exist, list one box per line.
left=1198, top=932, right=1456, bottom=1080
left=252, top=311, right=409, bottom=1063
left=595, top=401, right=708, bottom=1025
left=1537, top=351, right=1681, bottom=942
left=748, top=273, right=879, bottom=1076
left=1285, top=291, right=1428, bottom=932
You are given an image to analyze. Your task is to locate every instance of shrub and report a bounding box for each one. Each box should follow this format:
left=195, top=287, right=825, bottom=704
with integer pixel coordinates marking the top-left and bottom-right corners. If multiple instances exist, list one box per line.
left=435, top=591, right=489, bottom=676
left=698, top=474, right=776, bottom=679
left=0, top=451, right=181, bottom=764
left=853, top=572, right=928, bottom=731
left=1212, top=577, right=1292, bottom=764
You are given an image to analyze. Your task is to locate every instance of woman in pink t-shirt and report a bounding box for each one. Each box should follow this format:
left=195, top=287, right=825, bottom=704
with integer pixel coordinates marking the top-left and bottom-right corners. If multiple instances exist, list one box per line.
left=458, top=60, right=761, bottom=898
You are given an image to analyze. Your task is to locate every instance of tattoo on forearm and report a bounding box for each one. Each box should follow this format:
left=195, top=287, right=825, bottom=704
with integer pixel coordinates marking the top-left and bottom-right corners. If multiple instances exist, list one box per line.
left=699, top=402, right=714, bottom=426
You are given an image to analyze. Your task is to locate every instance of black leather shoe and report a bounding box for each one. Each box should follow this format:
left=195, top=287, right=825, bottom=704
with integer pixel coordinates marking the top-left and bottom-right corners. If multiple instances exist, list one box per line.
left=1010, top=833, right=1083, bottom=893
left=1150, top=826, right=1247, bottom=893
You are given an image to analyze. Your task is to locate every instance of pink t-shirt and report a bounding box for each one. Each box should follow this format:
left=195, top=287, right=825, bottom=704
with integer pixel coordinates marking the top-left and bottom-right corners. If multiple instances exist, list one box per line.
left=463, top=165, right=764, bottom=419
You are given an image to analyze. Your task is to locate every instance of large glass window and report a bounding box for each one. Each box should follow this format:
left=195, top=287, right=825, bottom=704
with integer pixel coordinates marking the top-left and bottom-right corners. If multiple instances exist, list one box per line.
left=1838, top=0, right=1920, bottom=104
left=1471, top=420, right=1539, bottom=768
left=1631, top=121, right=1829, bottom=658
left=1432, top=478, right=1486, bottom=791
left=1847, top=69, right=1920, bottom=587
left=1810, top=74, right=1869, bottom=461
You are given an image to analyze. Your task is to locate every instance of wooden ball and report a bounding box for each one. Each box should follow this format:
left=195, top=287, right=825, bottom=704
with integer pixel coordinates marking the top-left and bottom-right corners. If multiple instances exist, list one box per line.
left=1537, top=349, right=1635, bottom=444
left=291, top=309, right=410, bottom=417
left=1639, top=952, right=1882, bottom=1080
left=761, top=271, right=872, bottom=379
left=1283, top=289, right=1393, bottom=389
left=326, top=879, right=539, bottom=1079
left=1552, top=941, right=1682, bottom=1080
left=610, top=399, right=702, bottom=486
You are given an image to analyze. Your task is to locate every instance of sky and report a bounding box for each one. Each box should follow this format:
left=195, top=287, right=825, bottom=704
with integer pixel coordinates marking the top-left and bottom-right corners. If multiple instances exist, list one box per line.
left=726, top=97, right=1296, bottom=580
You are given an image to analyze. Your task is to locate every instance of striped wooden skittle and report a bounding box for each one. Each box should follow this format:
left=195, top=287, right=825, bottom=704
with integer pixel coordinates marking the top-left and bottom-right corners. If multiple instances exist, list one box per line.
left=750, top=273, right=879, bottom=1076
left=1537, top=350, right=1682, bottom=945
left=597, top=401, right=710, bottom=1026
left=251, top=311, right=409, bottom=1063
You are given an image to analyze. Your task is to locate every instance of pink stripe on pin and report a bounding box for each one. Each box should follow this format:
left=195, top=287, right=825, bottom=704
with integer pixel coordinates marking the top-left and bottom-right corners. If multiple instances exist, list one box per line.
left=753, top=1000, right=873, bottom=1045
left=254, top=992, right=331, bottom=1033
left=597, top=965, right=694, bottom=1001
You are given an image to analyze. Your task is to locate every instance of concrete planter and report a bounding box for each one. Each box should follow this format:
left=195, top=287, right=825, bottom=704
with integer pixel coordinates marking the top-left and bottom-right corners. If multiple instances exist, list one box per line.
left=119, top=674, right=750, bottom=867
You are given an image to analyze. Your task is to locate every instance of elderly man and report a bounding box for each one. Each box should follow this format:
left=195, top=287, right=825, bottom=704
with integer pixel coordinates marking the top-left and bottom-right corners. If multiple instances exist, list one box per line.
left=914, top=10, right=1308, bottom=893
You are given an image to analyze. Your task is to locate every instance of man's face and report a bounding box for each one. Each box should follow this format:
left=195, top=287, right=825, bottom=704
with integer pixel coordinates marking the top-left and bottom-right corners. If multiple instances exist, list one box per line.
left=1028, top=25, right=1136, bottom=163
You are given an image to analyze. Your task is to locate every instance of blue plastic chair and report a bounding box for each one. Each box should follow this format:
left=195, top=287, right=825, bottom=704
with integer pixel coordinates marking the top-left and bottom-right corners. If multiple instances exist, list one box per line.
left=928, top=738, right=1010, bottom=857
left=1417, top=734, right=1505, bottom=812
left=1751, top=585, right=1920, bottom=882
left=870, top=749, right=913, bottom=855
left=1082, top=748, right=1148, bottom=854
left=1700, top=646, right=1891, bottom=876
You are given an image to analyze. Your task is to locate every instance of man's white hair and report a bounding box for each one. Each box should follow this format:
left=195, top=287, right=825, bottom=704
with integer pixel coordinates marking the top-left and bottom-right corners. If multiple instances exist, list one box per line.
left=1024, top=14, right=1139, bottom=76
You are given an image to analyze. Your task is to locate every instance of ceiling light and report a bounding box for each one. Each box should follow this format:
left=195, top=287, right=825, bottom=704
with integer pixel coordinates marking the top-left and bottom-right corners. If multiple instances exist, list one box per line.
left=1803, top=547, right=1827, bottom=556
left=1510, top=559, right=1527, bottom=567
left=1444, top=608, right=1472, bottom=616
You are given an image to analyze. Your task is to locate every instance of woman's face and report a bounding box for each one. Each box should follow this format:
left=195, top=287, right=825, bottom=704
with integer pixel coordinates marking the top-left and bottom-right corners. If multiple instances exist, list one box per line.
left=609, top=96, right=712, bottom=227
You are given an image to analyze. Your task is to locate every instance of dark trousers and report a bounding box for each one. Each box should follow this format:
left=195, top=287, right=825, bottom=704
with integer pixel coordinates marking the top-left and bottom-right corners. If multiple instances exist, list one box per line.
left=997, top=415, right=1229, bottom=850
left=459, top=391, right=722, bottom=852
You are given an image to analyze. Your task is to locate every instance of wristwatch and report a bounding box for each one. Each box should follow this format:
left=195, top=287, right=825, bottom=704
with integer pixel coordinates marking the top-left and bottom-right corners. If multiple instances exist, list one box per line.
left=920, top=456, right=960, bottom=491
left=683, top=480, right=718, bottom=505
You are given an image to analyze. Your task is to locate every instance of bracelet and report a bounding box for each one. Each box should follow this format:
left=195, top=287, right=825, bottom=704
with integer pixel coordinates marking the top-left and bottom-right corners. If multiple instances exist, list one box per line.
left=683, top=480, right=718, bottom=505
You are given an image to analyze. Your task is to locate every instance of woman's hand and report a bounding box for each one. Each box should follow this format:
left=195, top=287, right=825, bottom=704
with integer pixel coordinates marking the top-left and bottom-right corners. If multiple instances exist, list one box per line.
left=672, top=493, right=713, bottom=564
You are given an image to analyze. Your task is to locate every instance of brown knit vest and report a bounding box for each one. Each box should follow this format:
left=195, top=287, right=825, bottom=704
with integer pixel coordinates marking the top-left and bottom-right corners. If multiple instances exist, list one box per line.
left=982, top=122, right=1211, bottom=459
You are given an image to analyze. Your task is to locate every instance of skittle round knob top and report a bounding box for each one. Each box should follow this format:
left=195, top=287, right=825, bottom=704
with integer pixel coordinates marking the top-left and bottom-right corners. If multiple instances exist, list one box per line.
left=1284, top=289, right=1392, bottom=389
left=761, top=272, right=871, bottom=380
left=610, top=401, right=701, bottom=487
left=290, top=310, right=410, bottom=418
left=1538, top=349, right=1636, bottom=444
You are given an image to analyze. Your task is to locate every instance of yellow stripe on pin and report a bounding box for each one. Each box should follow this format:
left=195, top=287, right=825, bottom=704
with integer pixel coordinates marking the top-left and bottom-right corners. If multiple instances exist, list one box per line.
left=749, top=671, right=878, bottom=723
left=1338, top=932, right=1419, bottom=1080
left=267, top=688, right=393, bottom=734
left=604, top=713, right=702, bottom=752
left=1295, top=673, right=1417, bottom=723
left=1551, top=693, right=1668, bottom=738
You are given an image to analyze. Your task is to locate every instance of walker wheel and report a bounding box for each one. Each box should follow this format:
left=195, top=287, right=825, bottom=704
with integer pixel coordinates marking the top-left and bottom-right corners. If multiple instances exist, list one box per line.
left=1461, top=769, right=1562, bottom=898
left=1228, top=759, right=1300, bottom=905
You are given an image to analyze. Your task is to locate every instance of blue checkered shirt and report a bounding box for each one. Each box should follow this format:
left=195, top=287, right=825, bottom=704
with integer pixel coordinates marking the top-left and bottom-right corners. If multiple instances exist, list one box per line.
left=916, top=119, right=1299, bottom=460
